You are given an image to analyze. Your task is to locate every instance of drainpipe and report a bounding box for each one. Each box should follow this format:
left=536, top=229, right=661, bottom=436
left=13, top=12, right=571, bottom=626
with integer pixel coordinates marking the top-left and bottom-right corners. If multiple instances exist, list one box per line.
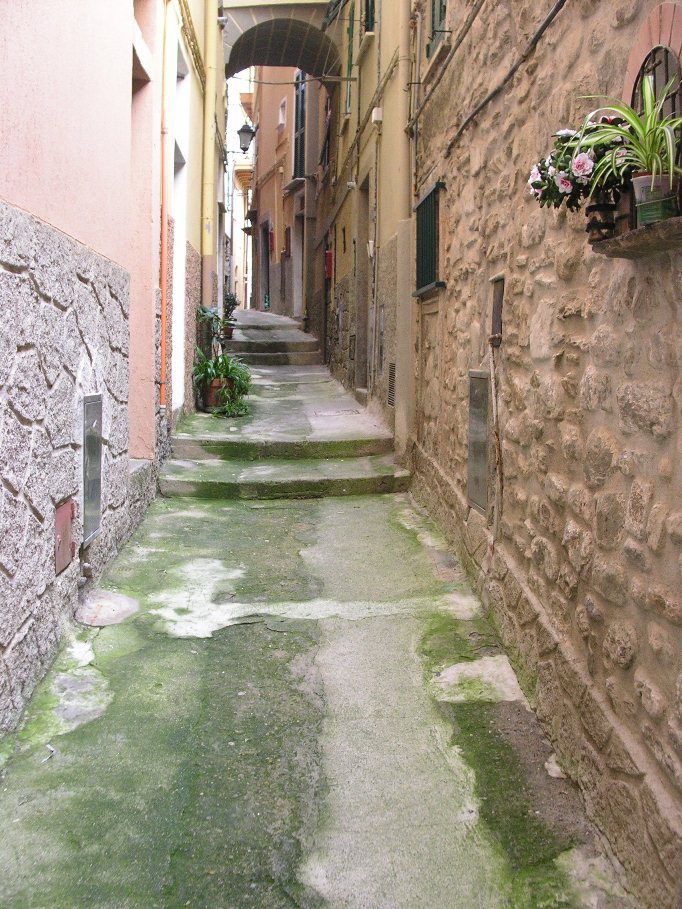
left=201, top=0, right=218, bottom=309
left=159, top=0, right=171, bottom=407
left=397, top=0, right=411, bottom=221
left=393, top=0, right=414, bottom=457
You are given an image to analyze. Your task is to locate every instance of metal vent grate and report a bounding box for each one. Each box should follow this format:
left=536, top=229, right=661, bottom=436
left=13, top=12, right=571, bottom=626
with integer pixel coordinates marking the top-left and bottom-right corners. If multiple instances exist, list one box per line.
left=387, top=362, right=396, bottom=407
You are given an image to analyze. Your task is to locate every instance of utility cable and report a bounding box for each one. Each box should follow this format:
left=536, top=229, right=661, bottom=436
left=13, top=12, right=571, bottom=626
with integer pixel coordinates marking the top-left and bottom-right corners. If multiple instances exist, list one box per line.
left=443, top=0, right=570, bottom=158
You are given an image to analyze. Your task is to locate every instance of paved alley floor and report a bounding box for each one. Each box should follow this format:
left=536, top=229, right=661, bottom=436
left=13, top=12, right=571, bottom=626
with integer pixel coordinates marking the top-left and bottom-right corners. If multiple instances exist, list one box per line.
left=0, top=316, right=637, bottom=909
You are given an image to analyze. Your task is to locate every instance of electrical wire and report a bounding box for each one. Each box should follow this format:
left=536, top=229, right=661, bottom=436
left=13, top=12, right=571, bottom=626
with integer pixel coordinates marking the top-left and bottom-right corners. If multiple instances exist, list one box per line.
left=443, top=0, right=570, bottom=157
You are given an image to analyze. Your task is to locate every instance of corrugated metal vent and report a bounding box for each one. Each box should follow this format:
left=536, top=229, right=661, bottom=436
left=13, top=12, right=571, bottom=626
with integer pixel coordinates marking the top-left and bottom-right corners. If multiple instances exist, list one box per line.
left=83, top=394, right=102, bottom=546
left=387, top=362, right=396, bottom=407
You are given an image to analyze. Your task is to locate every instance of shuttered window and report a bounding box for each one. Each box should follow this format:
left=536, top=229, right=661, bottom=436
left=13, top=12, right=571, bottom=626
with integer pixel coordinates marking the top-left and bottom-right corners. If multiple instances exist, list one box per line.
left=345, top=4, right=354, bottom=112
left=293, top=71, right=306, bottom=178
left=427, top=0, right=447, bottom=59
left=415, top=181, right=445, bottom=296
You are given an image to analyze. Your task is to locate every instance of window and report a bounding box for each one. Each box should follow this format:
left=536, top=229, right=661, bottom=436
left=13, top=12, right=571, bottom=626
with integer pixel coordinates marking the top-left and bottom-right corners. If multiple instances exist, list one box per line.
left=631, top=46, right=681, bottom=118
left=362, top=0, right=375, bottom=33
left=293, top=71, right=306, bottom=178
left=277, top=98, right=286, bottom=130
left=415, top=181, right=445, bottom=296
left=345, top=3, right=355, bottom=113
left=427, top=0, right=447, bottom=60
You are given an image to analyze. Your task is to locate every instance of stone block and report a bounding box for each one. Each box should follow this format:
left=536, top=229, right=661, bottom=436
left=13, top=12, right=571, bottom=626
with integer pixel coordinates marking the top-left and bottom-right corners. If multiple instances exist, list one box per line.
left=590, top=325, right=622, bottom=366
left=8, top=349, right=48, bottom=423
left=634, top=669, right=668, bottom=721
left=562, top=519, right=594, bottom=576
left=584, top=428, right=618, bottom=488
left=579, top=687, right=613, bottom=750
left=591, top=556, right=627, bottom=605
left=580, top=366, right=612, bottom=412
left=556, top=654, right=587, bottom=704
left=595, top=492, right=625, bottom=549
left=647, top=623, right=676, bottom=668
left=603, top=620, right=638, bottom=669
left=665, top=511, right=682, bottom=545
left=646, top=584, right=682, bottom=626
left=625, top=478, right=653, bottom=541
left=646, top=504, right=668, bottom=553
left=616, top=381, right=674, bottom=438
left=623, top=537, right=649, bottom=572
left=639, top=781, right=682, bottom=883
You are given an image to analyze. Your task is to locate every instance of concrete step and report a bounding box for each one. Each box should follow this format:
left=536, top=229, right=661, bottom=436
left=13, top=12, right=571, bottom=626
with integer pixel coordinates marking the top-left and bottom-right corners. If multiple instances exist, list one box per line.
left=159, top=454, right=410, bottom=500
left=171, top=433, right=395, bottom=461
left=235, top=350, right=322, bottom=366
left=224, top=337, right=320, bottom=354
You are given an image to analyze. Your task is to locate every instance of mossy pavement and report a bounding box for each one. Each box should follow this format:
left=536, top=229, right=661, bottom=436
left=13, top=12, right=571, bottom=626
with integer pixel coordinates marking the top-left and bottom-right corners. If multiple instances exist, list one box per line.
left=0, top=316, right=636, bottom=908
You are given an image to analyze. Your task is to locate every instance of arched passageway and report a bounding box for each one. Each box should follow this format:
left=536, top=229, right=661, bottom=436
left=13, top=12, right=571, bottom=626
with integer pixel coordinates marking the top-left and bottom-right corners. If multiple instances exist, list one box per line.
left=223, top=2, right=340, bottom=79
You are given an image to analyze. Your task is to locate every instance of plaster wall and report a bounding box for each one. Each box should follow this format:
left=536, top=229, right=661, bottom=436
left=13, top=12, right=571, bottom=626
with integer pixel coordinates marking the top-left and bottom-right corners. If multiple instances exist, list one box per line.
left=0, top=1, right=132, bottom=268
left=409, top=1, right=682, bottom=905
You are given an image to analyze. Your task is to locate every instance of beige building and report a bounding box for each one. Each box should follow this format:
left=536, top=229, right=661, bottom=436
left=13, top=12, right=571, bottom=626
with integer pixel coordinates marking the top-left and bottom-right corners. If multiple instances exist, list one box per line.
left=250, top=65, right=308, bottom=319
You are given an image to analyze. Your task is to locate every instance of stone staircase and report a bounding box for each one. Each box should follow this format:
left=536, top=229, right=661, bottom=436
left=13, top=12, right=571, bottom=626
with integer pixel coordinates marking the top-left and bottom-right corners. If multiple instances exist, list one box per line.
left=161, top=311, right=409, bottom=500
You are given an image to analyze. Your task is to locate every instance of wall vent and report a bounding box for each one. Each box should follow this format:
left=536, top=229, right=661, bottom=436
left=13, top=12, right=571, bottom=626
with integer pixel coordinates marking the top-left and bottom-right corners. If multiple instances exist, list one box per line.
left=387, top=362, right=396, bottom=407
left=83, top=394, right=103, bottom=546
left=467, top=371, right=489, bottom=514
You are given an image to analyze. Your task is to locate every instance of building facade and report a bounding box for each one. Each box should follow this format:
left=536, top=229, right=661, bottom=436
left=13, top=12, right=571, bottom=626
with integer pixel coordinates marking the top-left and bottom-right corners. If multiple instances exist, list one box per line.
left=244, top=0, right=682, bottom=904
left=0, top=0, right=226, bottom=731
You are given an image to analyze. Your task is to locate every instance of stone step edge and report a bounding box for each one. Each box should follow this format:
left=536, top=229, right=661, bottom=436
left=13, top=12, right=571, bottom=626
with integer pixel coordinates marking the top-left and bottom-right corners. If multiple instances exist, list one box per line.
left=171, top=436, right=395, bottom=460
left=159, top=471, right=411, bottom=500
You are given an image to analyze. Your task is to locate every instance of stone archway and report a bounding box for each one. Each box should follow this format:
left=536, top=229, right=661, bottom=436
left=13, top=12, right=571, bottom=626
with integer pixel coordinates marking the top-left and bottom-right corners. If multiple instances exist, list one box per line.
left=223, top=1, right=340, bottom=79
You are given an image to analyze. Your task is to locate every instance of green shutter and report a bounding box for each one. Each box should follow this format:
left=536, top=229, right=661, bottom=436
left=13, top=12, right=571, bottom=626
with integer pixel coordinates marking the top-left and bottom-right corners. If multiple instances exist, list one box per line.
left=415, top=183, right=444, bottom=295
left=345, top=4, right=354, bottom=112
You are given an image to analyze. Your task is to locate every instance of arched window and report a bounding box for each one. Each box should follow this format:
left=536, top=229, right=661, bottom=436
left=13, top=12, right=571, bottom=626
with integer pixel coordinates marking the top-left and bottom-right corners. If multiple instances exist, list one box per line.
left=631, top=46, right=682, bottom=119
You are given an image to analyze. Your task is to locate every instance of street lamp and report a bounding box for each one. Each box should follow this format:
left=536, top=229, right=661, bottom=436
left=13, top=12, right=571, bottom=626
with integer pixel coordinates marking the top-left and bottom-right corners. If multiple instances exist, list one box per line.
left=237, top=122, right=256, bottom=153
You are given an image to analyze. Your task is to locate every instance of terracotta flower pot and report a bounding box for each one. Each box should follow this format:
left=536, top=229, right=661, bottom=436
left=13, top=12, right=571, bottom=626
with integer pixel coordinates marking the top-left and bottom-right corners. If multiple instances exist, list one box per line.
left=202, top=378, right=234, bottom=410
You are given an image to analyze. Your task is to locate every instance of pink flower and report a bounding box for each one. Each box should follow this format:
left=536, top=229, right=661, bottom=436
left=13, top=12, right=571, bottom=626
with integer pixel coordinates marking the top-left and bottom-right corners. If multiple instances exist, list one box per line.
left=528, top=165, right=541, bottom=185
left=571, top=153, right=594, bottom=177
left=554, top=172, right=573, bottom=193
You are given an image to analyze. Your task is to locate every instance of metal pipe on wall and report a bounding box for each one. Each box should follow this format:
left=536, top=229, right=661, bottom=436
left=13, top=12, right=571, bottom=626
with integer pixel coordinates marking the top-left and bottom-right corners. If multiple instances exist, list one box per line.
left=201, top=0, right=218, bottom=309
left=159, top=0, right=172, bottom=407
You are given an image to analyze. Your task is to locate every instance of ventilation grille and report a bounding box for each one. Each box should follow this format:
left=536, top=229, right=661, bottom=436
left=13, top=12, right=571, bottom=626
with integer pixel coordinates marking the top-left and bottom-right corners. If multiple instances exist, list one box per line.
left=387, top=362, right=396, bottom=407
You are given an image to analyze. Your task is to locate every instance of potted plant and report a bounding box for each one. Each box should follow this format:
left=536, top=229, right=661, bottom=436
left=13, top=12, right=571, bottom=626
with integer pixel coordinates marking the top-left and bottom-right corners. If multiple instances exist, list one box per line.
left=221, top=290, right=239, bottom=340
left=192, top=348, right=252, bottom=416
left=528, top=124, right=631, bottom=241
left=574, top=75, right=682, bottom=227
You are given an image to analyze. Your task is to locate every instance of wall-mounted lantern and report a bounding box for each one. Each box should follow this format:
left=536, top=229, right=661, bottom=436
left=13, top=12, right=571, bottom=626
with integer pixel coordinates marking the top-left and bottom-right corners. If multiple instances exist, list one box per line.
left=237, top=122, right=256, bottom=153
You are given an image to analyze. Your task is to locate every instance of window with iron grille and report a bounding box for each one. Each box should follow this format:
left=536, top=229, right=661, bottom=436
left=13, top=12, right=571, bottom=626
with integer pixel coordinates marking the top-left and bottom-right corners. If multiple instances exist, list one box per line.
left=293, top=71, right=306, bottom=178
left=415, top=181, right=445, bottom=296
left=345, top=4, right=355, bottom=113
left=427, top=0, right=447, bottom=59
left=363, top=0, right=375, bottom=33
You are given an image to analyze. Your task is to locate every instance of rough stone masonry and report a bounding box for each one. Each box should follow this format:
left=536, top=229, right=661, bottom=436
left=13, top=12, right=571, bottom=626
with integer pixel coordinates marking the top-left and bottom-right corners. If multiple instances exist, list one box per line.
left=0, top=201, right=157, bottom=732
left=409, top=1, right=682, bottom=907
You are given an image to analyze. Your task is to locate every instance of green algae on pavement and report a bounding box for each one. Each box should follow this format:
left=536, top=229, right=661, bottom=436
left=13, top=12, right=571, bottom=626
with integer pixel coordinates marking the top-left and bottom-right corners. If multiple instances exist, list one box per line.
left=0, top=615, right=325, bottom=909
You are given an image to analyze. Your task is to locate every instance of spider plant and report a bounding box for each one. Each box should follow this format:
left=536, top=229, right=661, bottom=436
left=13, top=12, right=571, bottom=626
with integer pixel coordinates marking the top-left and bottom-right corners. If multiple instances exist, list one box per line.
left=192, top=348, right=252, bottom=417
left=574, top=75, right=682, bottom=193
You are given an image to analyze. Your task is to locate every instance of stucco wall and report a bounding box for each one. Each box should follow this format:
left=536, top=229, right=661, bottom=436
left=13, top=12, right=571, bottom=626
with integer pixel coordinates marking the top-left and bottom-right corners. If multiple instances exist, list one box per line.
left=409, top=2, right=682, bottom=905
left=0, top=202, right=156, bottom=733
left=0, top=1, right=132, bottom=267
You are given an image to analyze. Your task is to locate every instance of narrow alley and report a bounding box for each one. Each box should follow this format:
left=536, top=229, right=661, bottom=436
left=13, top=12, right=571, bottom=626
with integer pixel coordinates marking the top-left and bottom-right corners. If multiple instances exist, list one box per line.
left=0, top=315, right=634, bottom=908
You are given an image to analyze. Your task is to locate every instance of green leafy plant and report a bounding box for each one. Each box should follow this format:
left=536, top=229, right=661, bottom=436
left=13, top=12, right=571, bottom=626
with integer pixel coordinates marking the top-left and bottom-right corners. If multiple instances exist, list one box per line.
left=191, top=348, right=252, bottom=417
left=574, top=75, right=682, bottom=191
left=223, top=290, right=239, bottom=322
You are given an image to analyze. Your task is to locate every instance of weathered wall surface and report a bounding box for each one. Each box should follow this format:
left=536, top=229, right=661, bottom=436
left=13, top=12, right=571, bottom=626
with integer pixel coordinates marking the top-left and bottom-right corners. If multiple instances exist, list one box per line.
left=184, top=242, right=201, bottom=416
left=409, top=1, right=682, bottom=905
left=0, top=201, right=157, bottom=732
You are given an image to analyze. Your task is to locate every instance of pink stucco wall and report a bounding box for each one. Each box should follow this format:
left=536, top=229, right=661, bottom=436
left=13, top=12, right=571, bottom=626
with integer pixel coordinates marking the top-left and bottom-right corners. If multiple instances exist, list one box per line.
left=0, top=1, right=133, bottom=268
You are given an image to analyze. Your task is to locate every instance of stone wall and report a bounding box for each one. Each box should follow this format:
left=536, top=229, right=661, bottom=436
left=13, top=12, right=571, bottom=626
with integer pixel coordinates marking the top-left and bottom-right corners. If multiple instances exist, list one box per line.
left=184, top=242, right=201, bottom=417
left=409, top=1, right=682, bottom=905
left=0, top=200, right=157, bottom=732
